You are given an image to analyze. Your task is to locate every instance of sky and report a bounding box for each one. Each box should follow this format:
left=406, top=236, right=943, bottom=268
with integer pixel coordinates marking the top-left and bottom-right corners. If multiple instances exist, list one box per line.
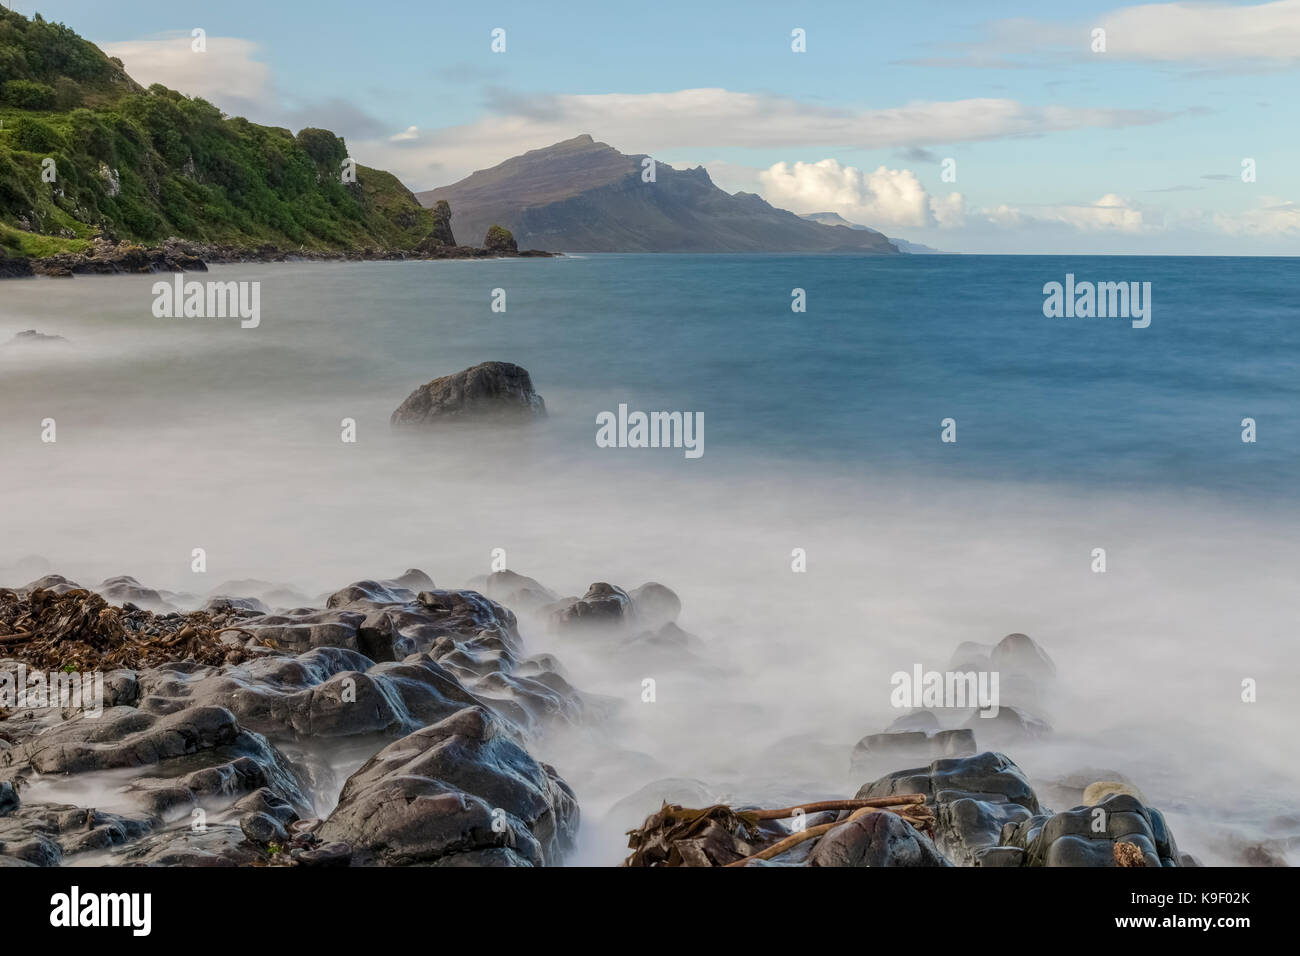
left=14, top=0, right=1300, bottom=254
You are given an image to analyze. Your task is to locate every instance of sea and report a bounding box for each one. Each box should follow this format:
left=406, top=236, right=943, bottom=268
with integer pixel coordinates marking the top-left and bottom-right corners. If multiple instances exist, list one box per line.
left=1, top=253, right=1297, bottom=865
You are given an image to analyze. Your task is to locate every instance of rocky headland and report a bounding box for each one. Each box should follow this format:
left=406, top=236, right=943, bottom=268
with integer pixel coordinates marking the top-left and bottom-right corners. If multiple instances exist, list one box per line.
left=3, top=564, right=1275, bottom=868
left=0, top=229, right=554, bottom=280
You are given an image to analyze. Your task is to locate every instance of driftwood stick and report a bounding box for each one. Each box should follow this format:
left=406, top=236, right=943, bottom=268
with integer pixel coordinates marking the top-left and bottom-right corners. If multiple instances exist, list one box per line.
left=725, top=806, right=882, bottom=867
left=750, top=794, right=925, bottom=820
left=0, top=631, right=34, bottom=644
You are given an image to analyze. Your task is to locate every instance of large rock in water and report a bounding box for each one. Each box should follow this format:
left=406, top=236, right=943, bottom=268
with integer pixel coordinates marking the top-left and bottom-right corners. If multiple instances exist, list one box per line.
left=483, top=225, right=518, bottom=254
left=317, top=706, right=578, bottom=865
left=391, top=362, right=546, bottom=427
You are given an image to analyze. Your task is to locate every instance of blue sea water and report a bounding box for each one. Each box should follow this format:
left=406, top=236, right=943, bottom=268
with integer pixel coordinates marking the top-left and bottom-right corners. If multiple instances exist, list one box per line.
left=2, top=254, right=1298, bottom=865
left=347, top=253, right=1300, bottom=497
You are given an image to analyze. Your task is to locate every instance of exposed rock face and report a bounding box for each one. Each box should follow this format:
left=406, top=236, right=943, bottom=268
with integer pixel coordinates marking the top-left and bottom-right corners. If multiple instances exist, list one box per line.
left=997, top=792, right=1183, bottom=867
left=856, top=751, right=1041, bottom=867
left=390, top=362, right=546, bottom=427
left=465, top=570, right=559, bottom=613
left=549, top=582, right=635, bottom=633
left=808, top=809, right=951, bottom=868
left=26, top=237, right=208, bottom=278
left=483, top=225, right=518, bottom=253
left=429, top=200, right=456, bottom=246
left=0, top=567, right=585, bottom=867
left=0, top=248, right=34, bottom=279
left=850, top=728, right=976, bottom=773
left=317, top=706, right=578, bottom=866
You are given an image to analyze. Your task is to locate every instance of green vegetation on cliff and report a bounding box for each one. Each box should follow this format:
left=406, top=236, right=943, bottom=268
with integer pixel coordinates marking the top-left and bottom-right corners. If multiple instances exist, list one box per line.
left=0, top=8, right=435, bottom=257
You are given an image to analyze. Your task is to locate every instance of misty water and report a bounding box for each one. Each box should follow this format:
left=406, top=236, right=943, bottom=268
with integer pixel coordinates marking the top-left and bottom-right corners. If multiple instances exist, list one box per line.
left=2, top=254, right=1297, bottom=865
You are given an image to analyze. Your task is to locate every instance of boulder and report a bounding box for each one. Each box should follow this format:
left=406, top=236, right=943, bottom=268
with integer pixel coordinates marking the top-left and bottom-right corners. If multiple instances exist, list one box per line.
left=856, top=751, right=1041, bottom=867
left=549, top=583, right=634, bottom=633
left=390, top=362, right=546, bottom=427
left=317, top=706, right=578, bottom=866
left=483, top=225, right=518, bottom=254
left=998, top=792, right=1183, bottom=867
left=809, top=809, right=951, bottom=867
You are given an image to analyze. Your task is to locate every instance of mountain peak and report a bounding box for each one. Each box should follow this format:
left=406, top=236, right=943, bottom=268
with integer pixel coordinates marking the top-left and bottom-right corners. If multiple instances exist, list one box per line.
left=418, top=137, right=898, bottom=254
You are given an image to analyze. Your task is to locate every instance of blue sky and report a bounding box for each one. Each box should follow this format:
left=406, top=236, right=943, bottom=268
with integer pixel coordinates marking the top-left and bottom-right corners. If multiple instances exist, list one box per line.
left=17, top=0, right=1300, bottom=253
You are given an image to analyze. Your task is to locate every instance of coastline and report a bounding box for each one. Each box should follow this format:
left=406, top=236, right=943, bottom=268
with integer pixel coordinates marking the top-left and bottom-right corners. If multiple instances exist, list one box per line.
left=0, top=237, right=557, bottom=279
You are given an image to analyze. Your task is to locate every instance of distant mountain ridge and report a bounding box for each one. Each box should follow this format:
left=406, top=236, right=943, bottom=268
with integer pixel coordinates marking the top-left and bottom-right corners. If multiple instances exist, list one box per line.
left=418, top=135, right=899, bottom=254
left=799, top=212, right=945, bottom=254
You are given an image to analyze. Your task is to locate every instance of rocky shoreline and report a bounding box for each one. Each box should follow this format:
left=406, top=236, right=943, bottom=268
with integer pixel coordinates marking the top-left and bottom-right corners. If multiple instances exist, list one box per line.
left=0, top=236, right=556, bottom=279
left=2, top=566, right=1270, bottom=868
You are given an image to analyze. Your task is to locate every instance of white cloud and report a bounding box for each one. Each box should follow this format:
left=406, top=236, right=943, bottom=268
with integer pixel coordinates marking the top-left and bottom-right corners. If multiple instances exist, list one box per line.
left=1213, top=198, right=1300, bottom=235
left=351, top=88, right=1170, bottom=189
left=755, top=159, right=1158, bottom=237
left=102, top=33, right=272, bottom=111
left=971, top=1, right=1300, bottom=65
left=759, top=159, right=943, bottom=229
left=1093, top=0, right=1300, bottom=62
left=390, top=126, right=420, bottom=142
left=1033, top=194, right=1154, bottom=233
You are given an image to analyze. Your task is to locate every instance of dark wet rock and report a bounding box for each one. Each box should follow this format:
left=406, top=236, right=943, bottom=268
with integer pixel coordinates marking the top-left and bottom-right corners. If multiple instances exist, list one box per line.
left=885, top=710, right=943, bottom=733
left=947, top=632, right=1057, bottom=715
left=204, top=595, right=271, bottom=616
left=5, top=329, right=64, bottom=346
left=617, top=621, right=705, bottom=663
left=809, top=809, right=951, bottom=867
left=208, top=579, right=312, bottom=611
left=549, top=582, right=634, bottom=633
left=97, top=575, right=175, bottom=612
left=962, top=704, right=1051, bottom=743
left=991, top=632, right=1057, bottom=681
left=0, top=249, right=35, bottom=279
left=327, top=576, right=422, bottom=609
left=0, top=803, right=152, bottom=863
left=628, top=583, right=681, bottom=627
left=136, top=647, right=479, bottom=741
left=6, top=704, right=312, bottom=821
left=155, top=582, right=583, bottom=738
left=856, top=751, right=1041, bottom=867
left=121, top=825, right=265, bottom=866
left=295, top=840, right=352, bottom=866
left=240, top=810, right=289, bottom=846
left=850, top=728, right=976, bottom=773
left=465, top=570, right=558, bottom=613
left=0, top=825, right=61, bottom=865
left=998, top=792, right=1183, bottom=867
left=29, top=237, right=208, bottom=278
left=0, top=781, right=17, bottom=816
left=390, top=361, right=546, bottom=427
left=103, top=669, right=141, bottom=708
left=17, top=705, right=242, bottom=773
left=234, top=608, right=369, bottom=655
left=318, top=706, right=578, bottom=866
left=19, top=573, right=82, bottom=596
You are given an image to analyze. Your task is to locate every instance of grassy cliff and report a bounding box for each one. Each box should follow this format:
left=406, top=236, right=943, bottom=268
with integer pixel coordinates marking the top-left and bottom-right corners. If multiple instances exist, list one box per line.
left=0, top=9, right=435, bottom=258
